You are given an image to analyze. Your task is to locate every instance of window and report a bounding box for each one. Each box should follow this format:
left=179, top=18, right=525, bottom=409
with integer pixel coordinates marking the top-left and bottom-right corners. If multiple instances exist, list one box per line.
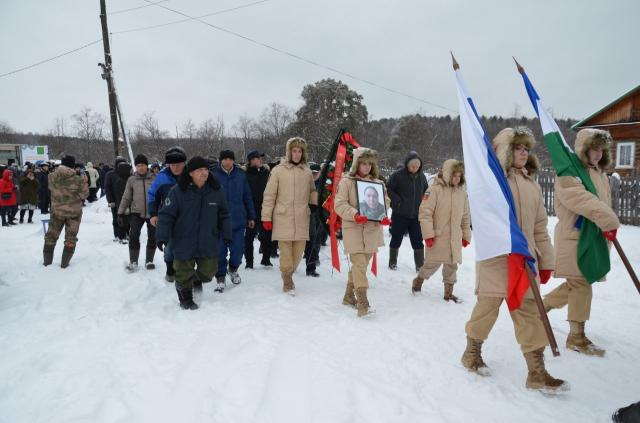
left=616, top=141, right=636, bottom=168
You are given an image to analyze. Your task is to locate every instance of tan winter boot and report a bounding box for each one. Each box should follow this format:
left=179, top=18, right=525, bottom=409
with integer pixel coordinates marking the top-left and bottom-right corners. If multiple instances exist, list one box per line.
left=282, top=273, right=295, bottom=295
left=461, top=336, right=489, bottom=375
left=444, top=283, right=461, bottom=303
left=566, top=321, right=605, bottom=356
left=411, top=276, right=424, bottom=295
left=523, top=348, right=569, bottom=392
left=355, top=287, right=372, bottom=317
left=342, top=279, right=356, bottom=307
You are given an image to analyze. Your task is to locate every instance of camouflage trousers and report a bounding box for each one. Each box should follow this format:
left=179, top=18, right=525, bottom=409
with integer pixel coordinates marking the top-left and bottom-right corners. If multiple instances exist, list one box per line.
left=44, top=213, right=82, bottom=248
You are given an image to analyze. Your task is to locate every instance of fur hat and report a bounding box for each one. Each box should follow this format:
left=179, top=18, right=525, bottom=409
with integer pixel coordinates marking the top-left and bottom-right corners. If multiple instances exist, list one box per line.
left=492, top=126, right=540, bottom=175
left=61, top=155, right=76, bottom=168
left=285, top=137, right=308, bottom=165
left=186, top=156, right=209, bottom=173
left=219, top=150, right=235, bottom=162
left=348, top=147, right=380, bottom=179
left=134, top=154, right=149, bottom=166
left=165, top=146, right=187, bottom=164
left=441, top=159, right=465, bottom=187
left=574, top=128, right=612, bottom=170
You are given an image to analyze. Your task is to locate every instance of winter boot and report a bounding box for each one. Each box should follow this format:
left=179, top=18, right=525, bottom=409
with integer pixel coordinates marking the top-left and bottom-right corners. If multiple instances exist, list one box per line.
left=229, top=268, right=242, bottom=285
left=260, top=258, right=273, bottom=267
left=566, top=321, right=605, bottom=356
left=145, top=247, right=156, bottom=269
left=127, top=249, right=140, bottom=272
left=306, top=269, right=320, bottom=277
left=412, top=276, right=424, bottom=295
left=413, top=249, right=424, bottom=272
left=176, top=286, right=198, bottom=310
left=165, top=260, right=175, bottom=282
left=43, top=244, right=55, bottom=266
left=282, top=273, right=295, bottom=294
left=342, top=275, right=357, bottom=307
left=388, top=247, right=399, bottom=270
left=214, top=276, right=226, bottom=293
left=245, top=261, right=253, bottom=269
left=60, top=244, right=75, bottom=269
left=126, top=262, right=139, bottom=272
left=444, top=283, right=461, bottom=303
left=461, top=337, right=489, bottom=375
left=193, top=278, right=203, bottom=294
left=523, top=348, right=569, bottom=392
left=355, top=287, right=373, bottom=317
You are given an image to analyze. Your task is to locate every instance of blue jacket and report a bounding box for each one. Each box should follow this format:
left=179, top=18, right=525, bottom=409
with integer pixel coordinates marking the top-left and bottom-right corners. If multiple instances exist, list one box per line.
left=147, top=167, right=179, bottom=217
left=155, top=174, right=232, bottom=261
left=214, top=165, right=256, bottom=230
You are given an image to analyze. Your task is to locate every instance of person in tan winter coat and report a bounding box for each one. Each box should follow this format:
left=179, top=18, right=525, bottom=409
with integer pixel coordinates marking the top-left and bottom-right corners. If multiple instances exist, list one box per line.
left=261, top=137, right=318, bottom=294
left=412, top=159, right=471, bottom=302
left=543, top=128, right=620, bottom=357
left=461, top=127, right=568, bottom=392
left=335, top=148, right=390, bottom=317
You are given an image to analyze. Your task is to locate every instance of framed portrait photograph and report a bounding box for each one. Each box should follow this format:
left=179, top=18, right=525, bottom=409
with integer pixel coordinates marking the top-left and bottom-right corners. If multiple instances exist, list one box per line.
left=355, top=180, right=387, bottom=222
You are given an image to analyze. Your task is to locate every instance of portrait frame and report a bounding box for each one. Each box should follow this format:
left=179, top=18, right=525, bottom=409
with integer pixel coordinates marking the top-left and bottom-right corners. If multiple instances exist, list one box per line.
left=355, top=180, right=387, bottom=222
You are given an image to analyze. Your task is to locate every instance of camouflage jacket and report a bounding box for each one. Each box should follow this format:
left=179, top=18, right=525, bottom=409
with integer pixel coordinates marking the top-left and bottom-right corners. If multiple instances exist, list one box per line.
left=49, top=165, right=89, bottom=217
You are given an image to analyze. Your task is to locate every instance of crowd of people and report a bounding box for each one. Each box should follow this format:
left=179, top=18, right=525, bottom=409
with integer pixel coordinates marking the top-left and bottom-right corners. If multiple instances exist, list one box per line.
left=0, top=125, right=623, bottom=394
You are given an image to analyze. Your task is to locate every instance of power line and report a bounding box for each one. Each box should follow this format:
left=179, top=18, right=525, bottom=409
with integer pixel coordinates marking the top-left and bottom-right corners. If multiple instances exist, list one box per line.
left=142, top=0, right=457, bottom=113
left=108, top=0, right=169, bottom=16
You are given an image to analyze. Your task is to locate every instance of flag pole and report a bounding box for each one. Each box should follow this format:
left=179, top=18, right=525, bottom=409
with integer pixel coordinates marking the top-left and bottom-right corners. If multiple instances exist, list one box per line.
left=612, top=239, right=640, bottom=295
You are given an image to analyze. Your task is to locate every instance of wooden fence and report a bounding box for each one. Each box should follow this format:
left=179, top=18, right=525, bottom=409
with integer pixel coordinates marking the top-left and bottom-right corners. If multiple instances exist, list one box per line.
left=537, top=169, right=640, bottom=226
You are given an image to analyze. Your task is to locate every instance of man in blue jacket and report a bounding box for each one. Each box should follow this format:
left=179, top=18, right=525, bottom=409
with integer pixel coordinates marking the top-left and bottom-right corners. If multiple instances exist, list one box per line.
left=148, top=146, right=186, bottom=282
left=156, top=156, right=231, bottom=310
left=213, top=150, right=255, bottom=292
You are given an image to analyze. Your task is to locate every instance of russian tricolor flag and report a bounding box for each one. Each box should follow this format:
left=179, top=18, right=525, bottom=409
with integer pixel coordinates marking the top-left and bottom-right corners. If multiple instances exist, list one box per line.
left=452, top=56, right=536, bottom=310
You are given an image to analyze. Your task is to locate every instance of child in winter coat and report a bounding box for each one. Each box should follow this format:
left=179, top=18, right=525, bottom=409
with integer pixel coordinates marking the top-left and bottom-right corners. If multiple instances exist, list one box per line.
left=412, top=159, right=471, bottom=302
left=335, top=147, right=390, bottom=317
left=0, top=169, right=18, bottom=226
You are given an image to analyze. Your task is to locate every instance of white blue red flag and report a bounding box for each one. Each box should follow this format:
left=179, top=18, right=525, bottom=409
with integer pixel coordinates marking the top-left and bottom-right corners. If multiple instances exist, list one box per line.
left=453, top=56, right=536, bottom=310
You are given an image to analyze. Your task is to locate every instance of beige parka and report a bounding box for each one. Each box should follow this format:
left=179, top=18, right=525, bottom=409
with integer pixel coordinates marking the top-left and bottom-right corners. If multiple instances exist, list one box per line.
left=419, top=159, right=471, bottom=264
left=475, top=127, right=555, bottom=299
left=335, top=148, right=389, bottom=254
left=261, top=137, right=318, bottom=241
left=553, top=128, right=620, bottom=280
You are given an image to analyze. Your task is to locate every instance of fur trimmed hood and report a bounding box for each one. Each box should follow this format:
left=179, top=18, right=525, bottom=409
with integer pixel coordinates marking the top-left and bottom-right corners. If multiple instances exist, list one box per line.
left=436, top=159, right=465, bottom=187
left=574, top=128, right=612, bottom=170
left=348, top=147, right=380, bottom=179
left=492, top=126, right=540, bottom=175
left=285, top=137, right=309, bottom=165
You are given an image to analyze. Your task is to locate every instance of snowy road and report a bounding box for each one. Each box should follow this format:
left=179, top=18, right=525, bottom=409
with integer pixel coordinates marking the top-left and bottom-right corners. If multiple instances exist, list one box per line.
left=1, top=198, right=638, bottom=423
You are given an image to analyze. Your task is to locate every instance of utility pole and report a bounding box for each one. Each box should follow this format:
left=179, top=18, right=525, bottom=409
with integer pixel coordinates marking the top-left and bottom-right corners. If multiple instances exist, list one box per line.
left=99, top=0, right=120, bottom=158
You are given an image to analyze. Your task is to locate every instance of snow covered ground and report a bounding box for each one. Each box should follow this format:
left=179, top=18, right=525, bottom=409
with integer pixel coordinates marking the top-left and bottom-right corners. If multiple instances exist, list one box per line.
left=1, top=197, right=638, bottom=423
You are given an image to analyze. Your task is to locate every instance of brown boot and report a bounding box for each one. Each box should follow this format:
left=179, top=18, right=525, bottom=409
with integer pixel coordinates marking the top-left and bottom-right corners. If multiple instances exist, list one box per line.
left=282, top=273, right=295, bottom=295
left=461, top=336, right=489, bottom=375
left=411, top=276, right=424, bottom=295
left=523, top=348, right=569, bottom=392
left=566, top=321, right=605, bottom=356
left=355, top=287, right=372, bottom=317
left=342, top=280, right=356, bottom=307
left=444, top=283, right=461, bottom=303
left=60, top=244, right=75, bottom=269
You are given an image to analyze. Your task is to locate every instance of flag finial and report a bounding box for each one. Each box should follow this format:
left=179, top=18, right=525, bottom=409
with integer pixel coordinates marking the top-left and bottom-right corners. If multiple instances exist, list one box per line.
left=513, top=57, right=525, bottom=74
left=451, top=51, right=459, bottom=70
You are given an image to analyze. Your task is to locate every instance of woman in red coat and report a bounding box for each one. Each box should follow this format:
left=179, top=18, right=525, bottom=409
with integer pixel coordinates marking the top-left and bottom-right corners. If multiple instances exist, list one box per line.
left=0, top=169, right=18, bottom=226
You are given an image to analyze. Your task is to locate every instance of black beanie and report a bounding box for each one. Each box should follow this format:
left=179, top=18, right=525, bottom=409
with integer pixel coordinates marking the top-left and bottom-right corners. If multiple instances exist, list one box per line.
left=134, top=154, right=149, bottom=166
left=61, top=155, right=76, bottom=168
left=219, top=150, right=235, bottom=161
left=165, top=146, right=187, bottom=164
left=186, top=156, right=209, bottom=173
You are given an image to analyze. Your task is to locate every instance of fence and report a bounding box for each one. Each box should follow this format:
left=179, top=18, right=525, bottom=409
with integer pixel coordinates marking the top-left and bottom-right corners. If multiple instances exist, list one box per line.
left=537, top=169, right=640, bottom=226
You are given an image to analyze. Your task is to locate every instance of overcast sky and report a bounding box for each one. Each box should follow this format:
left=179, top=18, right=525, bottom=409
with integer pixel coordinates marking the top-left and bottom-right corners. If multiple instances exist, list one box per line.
left=1, top=0, right=638, bottom=135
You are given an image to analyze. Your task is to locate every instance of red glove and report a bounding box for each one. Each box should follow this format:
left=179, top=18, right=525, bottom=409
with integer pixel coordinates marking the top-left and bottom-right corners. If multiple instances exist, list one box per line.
left=262, top=221, right=273, bottom=231
left=354, top=213, right=368, bottom=225
left=462, top=239, right=470, bottom=248
left=603, top=229, right=617, bottom=241
left=380, top=216, right=391, bottom=226
left=425, top=238, right=435, bottom=248
left=539, top=269, right=553, bottom=284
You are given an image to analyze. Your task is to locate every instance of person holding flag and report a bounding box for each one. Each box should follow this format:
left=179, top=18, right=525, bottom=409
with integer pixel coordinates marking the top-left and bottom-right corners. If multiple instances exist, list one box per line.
left=542, top=129, right=620, bottom=356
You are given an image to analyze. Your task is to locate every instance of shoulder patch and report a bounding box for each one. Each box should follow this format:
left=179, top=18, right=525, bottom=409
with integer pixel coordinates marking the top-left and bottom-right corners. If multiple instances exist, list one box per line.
left=164, top=197, right=171, bottom=206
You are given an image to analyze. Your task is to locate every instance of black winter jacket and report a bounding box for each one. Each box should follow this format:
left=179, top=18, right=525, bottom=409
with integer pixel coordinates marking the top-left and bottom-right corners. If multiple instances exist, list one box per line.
left=245, top=165, right=270, bottom=220
left=386, top=151, right=428, bottom=219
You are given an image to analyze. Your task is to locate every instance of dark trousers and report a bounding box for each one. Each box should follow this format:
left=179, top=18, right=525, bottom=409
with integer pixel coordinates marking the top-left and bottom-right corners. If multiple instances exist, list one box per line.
left=19, top=209, right=35, bottom=222
left=39, top=193, right=50, bottom=214
left=111, top=207, right=129, bottom=239
left=0, top=206, right=15, bottom=224
left=174, top=257, right=218, bottom=290
left=88, top=188, right=98, bottom=202
left=217, top=227, right=245, bottom=277
left=128, top=214, right=156, bottom=251
left=389, top=213, right=423, bottom=250
left=244, top=221, right=272, bottom=265
left=304, top=217, right=322, bottom=271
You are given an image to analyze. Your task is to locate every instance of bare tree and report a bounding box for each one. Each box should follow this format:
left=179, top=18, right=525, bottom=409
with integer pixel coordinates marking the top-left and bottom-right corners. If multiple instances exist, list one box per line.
left=232, top=113, right=258, bottom=160
left=134, top=111, right=169, bottom=156
left=181, top=119, right=197, bottom=143
left=72, top=106, right=107, bottom=162
left=0, top=120, right=14, bottom=134
left=198, top=115, right=225, bottom=154
left=255, top=103, right=294, bottom=159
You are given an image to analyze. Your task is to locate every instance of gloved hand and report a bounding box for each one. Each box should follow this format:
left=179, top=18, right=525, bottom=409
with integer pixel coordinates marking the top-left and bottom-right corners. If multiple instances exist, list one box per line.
left=462, top=239, right=470, bottom=248
left=354, top=213, right=368, bottom=224
left=380, top=216, right=391, bottom=226
left=425, top=238, right=435, bottom=248
left=540, top=269, right=553, bottom=284
left=603, top=229, right=617, bottom=241
left=156, top=241, right=165, bottom=252
left=262, top=221, right=273, bottom=231
left=117, top=215, right=125, bottom=227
